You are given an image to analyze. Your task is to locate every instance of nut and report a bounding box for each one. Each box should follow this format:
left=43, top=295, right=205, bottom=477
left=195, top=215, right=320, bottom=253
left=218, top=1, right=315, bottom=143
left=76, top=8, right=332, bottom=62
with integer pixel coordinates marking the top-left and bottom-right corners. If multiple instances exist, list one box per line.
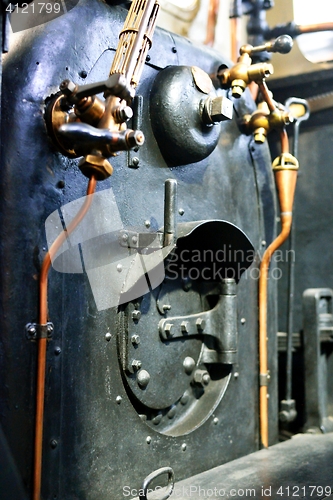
left=210, top=96, right=233, bottom=123
left=131, top=359, right=142, bottom=371
left=59, top=79, right=77, bottom=96
left=78, top=154, right=113, bottom=180
left=132, top=310, right=141, bottom=321
left=193, top=369, right=210, bottom=387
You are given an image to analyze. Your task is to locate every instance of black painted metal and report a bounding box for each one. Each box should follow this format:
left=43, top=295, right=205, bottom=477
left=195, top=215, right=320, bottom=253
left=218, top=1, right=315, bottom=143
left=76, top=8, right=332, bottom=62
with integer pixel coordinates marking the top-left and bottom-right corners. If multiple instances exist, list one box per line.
left=172, top=433, right=333, bottom=500
left=0, top=0, right=279, bottom=498
left=303, top=288, right=333, bottom=433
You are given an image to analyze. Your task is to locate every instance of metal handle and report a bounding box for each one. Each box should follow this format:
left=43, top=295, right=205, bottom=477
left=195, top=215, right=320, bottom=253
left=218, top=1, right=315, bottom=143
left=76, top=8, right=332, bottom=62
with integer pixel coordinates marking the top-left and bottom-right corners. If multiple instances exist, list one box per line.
left=139, top=467, right=175, bottom=500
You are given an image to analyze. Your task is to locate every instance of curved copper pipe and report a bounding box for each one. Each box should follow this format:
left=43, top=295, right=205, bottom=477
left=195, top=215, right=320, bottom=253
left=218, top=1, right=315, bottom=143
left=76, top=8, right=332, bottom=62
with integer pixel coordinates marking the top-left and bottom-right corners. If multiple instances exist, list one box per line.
left=258, top=130, right=298, bottom=448
left=33, top=176, right=97, bottom=500
left=205, top=0, right=219, bottom=46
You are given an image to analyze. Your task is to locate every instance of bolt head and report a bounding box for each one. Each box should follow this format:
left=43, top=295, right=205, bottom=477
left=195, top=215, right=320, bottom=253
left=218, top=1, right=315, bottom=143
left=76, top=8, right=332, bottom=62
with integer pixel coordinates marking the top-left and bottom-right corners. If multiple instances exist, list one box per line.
left=193, top=369, right=210, bottom=387
left=27, top=324, right=36, bottom=334
left=132, top=359, right=142, bottom=371
left=181, top=321, right=189, bottom=334
left=132, top=310, right=141, bottom=321
left=131, top=334, right=140, bottom=345
left=210, top=96, right=233, bottom=122
left=105, top=332, right=112, bottom=342
left=196, top=318, right=206, bottom=332
left=59, top=79, right=76, bottom=96
left=164, top=323, right=174, bottom=337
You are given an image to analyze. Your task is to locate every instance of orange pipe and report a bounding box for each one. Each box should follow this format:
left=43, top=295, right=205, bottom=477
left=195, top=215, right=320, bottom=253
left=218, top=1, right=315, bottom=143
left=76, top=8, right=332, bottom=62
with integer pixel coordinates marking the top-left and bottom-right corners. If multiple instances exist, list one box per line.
left=298, top=22, right=333, bottom=34
left=230, top=16, right=240, bottom=62
left=258, top=131, right=298, bottom=448
left=205, top=0, right=219, bottom=46
left=257, top=81, right=275, bottom=113
left=33, top=176, right=97, bottom=500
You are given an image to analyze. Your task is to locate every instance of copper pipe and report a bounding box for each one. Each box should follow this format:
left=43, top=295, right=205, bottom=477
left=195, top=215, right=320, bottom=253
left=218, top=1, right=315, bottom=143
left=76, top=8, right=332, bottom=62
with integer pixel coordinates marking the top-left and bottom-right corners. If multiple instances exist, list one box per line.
left=258, top=131, right=298, bottom=448
left=33, top=176, right=97, bottom=500
left=298, top=22, right=333, bottom=35
left=230, top=16, right=240, bottom=62
left=248, top=81, right=259, bottom=101
left=257, top=81, right=276, bottom=113
left=205, top=0, right=219, bottom=46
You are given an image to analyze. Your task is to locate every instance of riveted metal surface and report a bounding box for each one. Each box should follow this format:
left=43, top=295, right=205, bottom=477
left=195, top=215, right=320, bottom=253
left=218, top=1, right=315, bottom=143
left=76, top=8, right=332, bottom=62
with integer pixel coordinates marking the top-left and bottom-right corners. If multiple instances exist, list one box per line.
left=0, top=0, right=278, bottom=498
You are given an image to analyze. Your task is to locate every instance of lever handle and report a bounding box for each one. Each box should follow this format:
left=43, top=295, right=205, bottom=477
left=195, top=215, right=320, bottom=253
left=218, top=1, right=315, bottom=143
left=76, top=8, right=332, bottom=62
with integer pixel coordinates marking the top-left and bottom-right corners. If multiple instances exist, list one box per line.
left=60, top=73, right=135, bottom=105
left=58, top=122, right=144, bottom=154
left=241, top=35, right=293, bottom=56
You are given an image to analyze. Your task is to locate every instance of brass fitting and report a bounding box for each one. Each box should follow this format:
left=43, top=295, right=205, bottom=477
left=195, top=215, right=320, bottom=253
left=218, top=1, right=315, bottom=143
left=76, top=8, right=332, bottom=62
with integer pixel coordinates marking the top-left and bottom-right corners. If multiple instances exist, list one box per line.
left=243, top=103, right=292, bottom=144
left=78, top=153, right=113, bottom=180
left=217, top=52, right=273, bottom=98
left=79, top=153, right=114, bottom=180
left=272, top=153, right=299, bottom=171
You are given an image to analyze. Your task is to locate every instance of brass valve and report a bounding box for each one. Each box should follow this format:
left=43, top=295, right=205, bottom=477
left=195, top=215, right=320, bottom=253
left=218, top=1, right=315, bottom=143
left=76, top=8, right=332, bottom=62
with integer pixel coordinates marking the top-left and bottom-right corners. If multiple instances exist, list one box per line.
left=44, top=0, right=160, bottom=180
left=243, top=101, right=292, bottom=144
left=217, top=35, right=293, bottom=98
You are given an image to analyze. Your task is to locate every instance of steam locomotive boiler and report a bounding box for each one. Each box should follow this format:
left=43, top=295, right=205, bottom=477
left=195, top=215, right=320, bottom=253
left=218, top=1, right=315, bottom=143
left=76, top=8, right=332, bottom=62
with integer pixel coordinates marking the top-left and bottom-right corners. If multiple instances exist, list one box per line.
left=1, top=1, right=333, bottom=499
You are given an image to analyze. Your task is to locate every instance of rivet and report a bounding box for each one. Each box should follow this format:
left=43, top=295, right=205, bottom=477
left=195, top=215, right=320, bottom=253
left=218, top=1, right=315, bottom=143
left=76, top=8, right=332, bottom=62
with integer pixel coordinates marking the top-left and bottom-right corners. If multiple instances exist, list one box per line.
left=54, top=347, right=61, bottom=355
left=178, top=208, right=185, bottom=216
left=105, top=332, right=112, bottom=342
left=183, top=356, right=195, bottom=375
left=152, top=413, right=163, bottom=425
left=241, top=318, right=246, bottom=324
left=116, top=396, right=122, bottom=404
left=267, top=393, right=270, bottom=399
left=172, top=46, right=177, bottom=53
left=181, top=443, right=186, bottom=451
left=117, top=263, right=122, bottom=272
left=132, top=235, right=138, bottom=244
left=213, top=417, right=219, bottom=425
left=137, top=369, right=150, bottom=388
left=132, top=157, right=140, bottom=167
left=146, top=436, right=152, bottom=444
left=50, top=439, right=58, bottom=449
left=122, top=233, right=128, bottom=242
left=144, top=220, right=151, bottom=228
left=79, top=70, right=88, bottom=79
left=167, top=406, right=177, bottom=419
left=180, top=391, right=190, bottom=405
left=234, top=371, right=239, bottom=379
left=261, top=240, right=266, bottom=247
left=146, top=54, right=151, bottom=62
